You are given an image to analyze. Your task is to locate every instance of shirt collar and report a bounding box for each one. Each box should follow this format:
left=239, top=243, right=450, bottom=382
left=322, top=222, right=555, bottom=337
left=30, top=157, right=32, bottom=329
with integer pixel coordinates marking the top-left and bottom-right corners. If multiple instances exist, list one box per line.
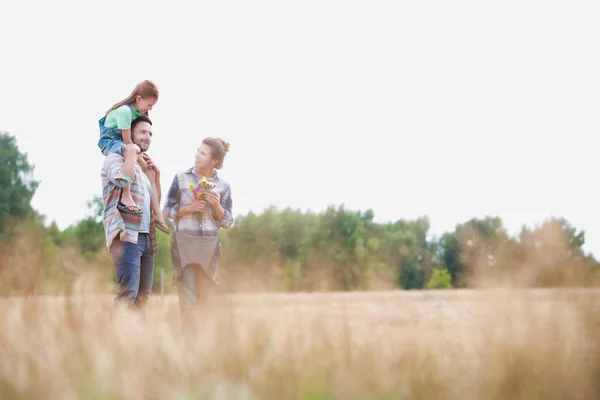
left=185, top=167, right=219, bottom=181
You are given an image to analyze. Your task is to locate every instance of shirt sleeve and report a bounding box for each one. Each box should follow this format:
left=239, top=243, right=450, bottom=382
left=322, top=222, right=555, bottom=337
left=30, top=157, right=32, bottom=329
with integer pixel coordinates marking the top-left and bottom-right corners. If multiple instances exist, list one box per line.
left=102, top=154, right=134, bottom=188
left=162, top=174, right=181, bottom=222
left=113, top=105, right=134, bottom=130
left=216, top=182, right=234, bottom=229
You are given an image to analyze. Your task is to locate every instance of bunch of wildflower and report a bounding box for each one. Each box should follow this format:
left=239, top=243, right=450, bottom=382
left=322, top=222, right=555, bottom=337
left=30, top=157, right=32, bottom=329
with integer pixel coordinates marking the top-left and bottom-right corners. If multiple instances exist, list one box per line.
left=189, top=178, right=215, bottom=201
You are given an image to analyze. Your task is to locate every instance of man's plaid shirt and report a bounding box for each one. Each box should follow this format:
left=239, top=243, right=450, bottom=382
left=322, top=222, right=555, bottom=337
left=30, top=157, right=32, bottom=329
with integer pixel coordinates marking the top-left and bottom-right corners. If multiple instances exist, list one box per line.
left=101, top=153, right=158, bottom=252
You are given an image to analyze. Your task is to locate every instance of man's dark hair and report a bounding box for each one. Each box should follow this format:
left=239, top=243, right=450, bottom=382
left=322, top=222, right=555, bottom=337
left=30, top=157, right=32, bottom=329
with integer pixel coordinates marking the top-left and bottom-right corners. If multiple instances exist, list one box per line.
left=131, top=115, right=152, bottom=132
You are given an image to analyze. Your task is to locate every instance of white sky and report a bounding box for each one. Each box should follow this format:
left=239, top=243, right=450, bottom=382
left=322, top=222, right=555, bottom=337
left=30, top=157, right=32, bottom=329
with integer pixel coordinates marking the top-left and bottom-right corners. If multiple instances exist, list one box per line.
left=1, top=0, right=599, bottom=256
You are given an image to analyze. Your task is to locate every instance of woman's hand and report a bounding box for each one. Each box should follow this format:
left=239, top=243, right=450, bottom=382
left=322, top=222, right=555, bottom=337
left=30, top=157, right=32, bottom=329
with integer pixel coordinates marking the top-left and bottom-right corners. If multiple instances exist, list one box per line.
left=181, top=201, right=207, bottom=216
left=205, top=192, right=225, bottom=221
left=205, top=192, right=220, bottom=209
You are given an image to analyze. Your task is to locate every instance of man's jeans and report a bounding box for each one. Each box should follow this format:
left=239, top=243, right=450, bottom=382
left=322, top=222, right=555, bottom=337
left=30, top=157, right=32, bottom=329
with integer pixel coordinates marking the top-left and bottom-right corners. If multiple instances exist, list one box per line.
left=109, top=233, right=154, bottom=308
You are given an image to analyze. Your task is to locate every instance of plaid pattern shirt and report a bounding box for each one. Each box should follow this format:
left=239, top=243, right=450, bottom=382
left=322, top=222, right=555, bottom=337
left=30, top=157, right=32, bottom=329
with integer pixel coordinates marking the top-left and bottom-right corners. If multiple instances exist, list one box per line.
left=162, top=167, right=234, bottom=235
left=101, top=153, right=158, bottom=252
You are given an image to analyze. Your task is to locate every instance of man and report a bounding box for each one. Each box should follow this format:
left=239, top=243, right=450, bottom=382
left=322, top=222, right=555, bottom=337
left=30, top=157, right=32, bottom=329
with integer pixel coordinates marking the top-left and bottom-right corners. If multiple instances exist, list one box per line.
left=101, top=115, right=161, bottom=308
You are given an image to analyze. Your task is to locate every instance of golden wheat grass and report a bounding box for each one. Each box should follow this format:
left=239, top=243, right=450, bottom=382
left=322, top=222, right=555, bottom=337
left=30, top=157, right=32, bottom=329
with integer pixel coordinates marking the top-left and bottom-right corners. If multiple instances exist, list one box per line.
left=1, top=288, right=599, bottom=399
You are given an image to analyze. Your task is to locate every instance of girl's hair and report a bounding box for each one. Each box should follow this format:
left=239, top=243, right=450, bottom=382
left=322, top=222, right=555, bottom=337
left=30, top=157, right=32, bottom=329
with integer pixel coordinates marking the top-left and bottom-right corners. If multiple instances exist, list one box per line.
left=105, top=80, right=159, bottom=115
left=202, top=137, right=230, bottom=169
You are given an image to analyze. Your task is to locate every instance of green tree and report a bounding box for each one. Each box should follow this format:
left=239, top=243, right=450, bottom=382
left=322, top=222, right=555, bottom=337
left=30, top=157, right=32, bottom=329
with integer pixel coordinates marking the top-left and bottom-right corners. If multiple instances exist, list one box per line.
left=426, top=268, right=452, bottom=289
left=376, top=216, right=432, bottom=289
left=153, top=231, right=172, bottom=292
left=48, top=221, right=64, bottom=245
left=515, top=218, right=597, bottom=287
left=0, top=132, right=39, bottom=233
left=70, top=195, right=105, bottom=258
left=438, top=216, right=508, bottom=287
left=311, top=205, right=369, bottom=290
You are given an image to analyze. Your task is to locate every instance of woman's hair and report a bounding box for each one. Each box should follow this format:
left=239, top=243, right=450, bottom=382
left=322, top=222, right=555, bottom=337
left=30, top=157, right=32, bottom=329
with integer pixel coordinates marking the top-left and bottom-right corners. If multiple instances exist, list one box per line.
left=105, top=80, right=159, bottom=115
left=202, top=137, right=230, bottom=169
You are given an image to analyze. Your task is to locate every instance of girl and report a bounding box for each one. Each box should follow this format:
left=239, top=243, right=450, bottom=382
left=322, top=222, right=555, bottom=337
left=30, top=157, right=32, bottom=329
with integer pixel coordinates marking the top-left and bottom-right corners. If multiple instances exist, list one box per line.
left=98, top=80, right=170, bottom=234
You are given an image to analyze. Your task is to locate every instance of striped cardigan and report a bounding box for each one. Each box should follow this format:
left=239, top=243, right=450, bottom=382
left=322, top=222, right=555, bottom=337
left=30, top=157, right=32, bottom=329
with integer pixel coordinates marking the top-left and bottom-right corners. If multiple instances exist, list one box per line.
left=100, top=153, right=158, bottom=253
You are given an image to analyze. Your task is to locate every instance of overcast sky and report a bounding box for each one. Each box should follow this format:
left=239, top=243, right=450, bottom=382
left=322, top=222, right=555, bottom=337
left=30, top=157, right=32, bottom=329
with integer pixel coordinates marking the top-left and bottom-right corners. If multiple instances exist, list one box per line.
left=1, top=0, right=599, bottom=255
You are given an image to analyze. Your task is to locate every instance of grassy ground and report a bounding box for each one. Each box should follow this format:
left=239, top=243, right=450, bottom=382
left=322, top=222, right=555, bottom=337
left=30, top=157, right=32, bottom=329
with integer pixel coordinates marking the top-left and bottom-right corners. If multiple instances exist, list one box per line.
left=1, top=288, right=599, bottom=399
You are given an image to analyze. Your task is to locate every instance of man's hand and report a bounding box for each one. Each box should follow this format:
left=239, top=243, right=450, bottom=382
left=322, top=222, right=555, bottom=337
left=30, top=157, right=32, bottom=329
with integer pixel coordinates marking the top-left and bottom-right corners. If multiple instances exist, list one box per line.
left=123, top=143, right=140, bottom=158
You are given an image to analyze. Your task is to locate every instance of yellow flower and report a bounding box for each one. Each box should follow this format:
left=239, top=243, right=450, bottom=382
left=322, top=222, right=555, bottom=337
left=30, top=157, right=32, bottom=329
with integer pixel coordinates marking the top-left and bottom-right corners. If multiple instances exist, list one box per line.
left=195, top=193, right=201, bottom=199
left=189, top=184, right=195, bottom=191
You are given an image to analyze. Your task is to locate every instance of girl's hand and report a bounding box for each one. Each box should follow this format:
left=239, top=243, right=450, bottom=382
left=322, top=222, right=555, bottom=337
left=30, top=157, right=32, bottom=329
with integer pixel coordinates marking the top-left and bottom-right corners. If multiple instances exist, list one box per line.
left=143, top=153, right=160, bottom=175
left=137, top=154, right=148, bottom=170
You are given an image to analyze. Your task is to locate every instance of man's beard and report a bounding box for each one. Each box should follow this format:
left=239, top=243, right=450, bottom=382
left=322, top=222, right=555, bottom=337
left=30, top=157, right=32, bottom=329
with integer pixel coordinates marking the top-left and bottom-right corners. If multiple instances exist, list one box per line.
left=136, top=141, right=150, bottom=152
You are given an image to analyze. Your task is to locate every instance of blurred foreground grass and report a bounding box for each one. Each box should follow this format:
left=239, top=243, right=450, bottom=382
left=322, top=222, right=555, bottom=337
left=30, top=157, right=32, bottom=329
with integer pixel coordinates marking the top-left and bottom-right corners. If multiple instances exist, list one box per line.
left=1, top=289, right=600, bottom=399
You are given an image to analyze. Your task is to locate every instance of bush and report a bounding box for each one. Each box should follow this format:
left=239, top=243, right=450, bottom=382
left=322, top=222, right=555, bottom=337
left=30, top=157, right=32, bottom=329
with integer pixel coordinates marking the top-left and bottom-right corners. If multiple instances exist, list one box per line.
left=426, top=269, right=452, bottom=289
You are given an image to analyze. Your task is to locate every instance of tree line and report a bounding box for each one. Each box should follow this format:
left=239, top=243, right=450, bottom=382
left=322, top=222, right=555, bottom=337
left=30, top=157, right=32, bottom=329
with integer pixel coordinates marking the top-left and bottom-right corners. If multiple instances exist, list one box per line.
left=1, top=131, right=598, bottom=295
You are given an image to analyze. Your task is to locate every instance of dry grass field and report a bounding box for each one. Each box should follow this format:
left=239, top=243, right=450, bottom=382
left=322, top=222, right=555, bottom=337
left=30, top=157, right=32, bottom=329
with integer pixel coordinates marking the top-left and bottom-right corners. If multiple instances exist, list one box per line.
left=1, top=288, right=600, bottom=399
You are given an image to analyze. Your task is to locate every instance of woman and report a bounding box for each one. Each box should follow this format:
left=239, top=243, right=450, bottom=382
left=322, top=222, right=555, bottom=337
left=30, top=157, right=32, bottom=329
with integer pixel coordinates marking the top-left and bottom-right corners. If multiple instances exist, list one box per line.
left=162, top=137, right=234, bottom=326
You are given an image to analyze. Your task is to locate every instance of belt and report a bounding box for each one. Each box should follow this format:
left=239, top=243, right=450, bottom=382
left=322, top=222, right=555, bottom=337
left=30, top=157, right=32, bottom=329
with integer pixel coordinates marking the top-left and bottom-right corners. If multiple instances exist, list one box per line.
left=176, top=230, right=219, bottom=237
